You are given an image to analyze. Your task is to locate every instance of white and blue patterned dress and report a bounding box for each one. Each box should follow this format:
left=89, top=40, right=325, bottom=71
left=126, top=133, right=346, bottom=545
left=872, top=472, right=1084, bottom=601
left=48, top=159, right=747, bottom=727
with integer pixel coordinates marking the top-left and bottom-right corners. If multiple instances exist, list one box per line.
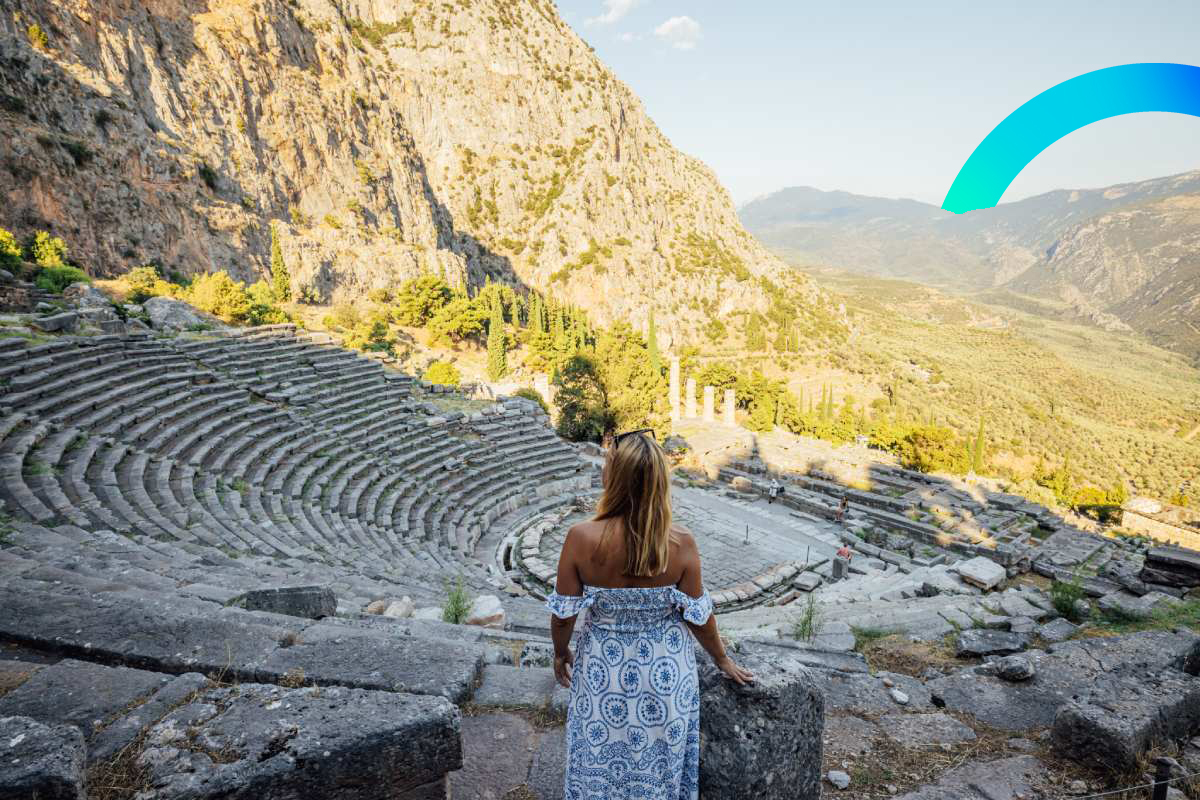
left=546, top=585, right=714, bottom=800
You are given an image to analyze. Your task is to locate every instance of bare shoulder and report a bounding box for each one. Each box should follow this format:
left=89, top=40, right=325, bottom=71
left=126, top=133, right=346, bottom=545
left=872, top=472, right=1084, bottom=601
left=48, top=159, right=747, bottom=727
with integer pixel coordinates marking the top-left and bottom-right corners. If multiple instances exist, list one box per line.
left=565, top=519, right=604, bottom=548
left=670, top=525, right=698, bottom=552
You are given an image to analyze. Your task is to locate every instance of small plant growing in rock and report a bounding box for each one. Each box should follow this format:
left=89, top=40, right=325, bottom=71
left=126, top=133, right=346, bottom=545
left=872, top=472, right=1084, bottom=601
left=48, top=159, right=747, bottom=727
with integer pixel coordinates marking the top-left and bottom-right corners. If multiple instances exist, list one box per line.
left=1051, top=572, right=1087, bottom=621
left=442, top=576, right=472, bottom=624
left=27, top=24, right=49, bottom=51
left=0, top=229, right=23, bottom=270
left=793, top=593, right=822, bottom=642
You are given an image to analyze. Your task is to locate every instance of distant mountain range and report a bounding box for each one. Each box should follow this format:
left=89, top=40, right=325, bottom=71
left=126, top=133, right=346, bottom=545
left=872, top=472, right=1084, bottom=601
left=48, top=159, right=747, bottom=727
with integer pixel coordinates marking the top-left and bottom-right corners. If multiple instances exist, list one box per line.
left=740, top=172, right=1200, bottom=360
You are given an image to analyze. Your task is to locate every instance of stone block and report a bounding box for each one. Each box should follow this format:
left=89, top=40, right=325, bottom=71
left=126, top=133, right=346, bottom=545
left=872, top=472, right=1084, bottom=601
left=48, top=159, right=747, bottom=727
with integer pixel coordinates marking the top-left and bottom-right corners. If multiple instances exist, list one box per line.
left=697, top=652, right=824, bottom=800
left=1097, top=589, right=1180, bottom=620
left=954, top=556, right=1007, bottom=590
left=137, top=683, right=461, bottom=800
left=0, top=716, right=85, bottom=800
left=0, top=658, right=166, bottom=742
left=892, top=755, right=1045, bottom=800
left=1141, top=546, right=1200, bottom=588
left=1036, top=618, right=1078, bottom=643
left=880, top=712, right=976, bottom=746
left=258, top=623, right=485, bottom=703
left=472, top=665, right=568, bottom=715
left=242, top=586, right=336, bottom=619
left=793, top=572, right=822, bottom=592
left=31, top=311, right=78, bottom=333
left=464, top=595, right=505, bottom=629
left=955, top=629, right=1029, bottom=657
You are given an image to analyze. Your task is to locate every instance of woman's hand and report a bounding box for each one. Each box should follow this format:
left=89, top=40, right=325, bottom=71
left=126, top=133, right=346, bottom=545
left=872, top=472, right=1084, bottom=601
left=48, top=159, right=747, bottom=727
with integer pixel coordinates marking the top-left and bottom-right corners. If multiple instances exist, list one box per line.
left=716, top=655, right=754, bottom=686
left=554, top=650, right=574, bottom=688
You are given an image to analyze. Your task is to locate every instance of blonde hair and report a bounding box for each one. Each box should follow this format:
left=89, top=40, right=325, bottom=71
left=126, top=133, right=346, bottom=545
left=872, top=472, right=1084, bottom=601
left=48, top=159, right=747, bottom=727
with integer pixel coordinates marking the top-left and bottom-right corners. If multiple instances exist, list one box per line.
left=595, top=433, right=673, bottom=577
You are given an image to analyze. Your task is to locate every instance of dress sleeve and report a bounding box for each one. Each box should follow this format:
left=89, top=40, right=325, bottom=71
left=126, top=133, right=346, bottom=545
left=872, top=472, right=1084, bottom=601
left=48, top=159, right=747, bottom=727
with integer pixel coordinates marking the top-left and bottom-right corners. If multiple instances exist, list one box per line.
left=546, top=591, right=594, bottom=619
left=671, top=589, right=714, bottom=625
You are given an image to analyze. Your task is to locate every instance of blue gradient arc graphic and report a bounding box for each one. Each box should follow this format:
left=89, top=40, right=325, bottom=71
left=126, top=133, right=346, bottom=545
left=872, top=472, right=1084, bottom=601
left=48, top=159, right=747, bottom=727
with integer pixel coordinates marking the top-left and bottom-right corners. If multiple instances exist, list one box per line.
left=942, top=63, right=1200, bottom=214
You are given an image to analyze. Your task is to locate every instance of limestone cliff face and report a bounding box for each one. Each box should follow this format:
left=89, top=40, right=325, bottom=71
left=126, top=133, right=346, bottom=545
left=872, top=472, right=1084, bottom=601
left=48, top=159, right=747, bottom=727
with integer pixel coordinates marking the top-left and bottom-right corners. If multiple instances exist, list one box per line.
left=0, top=0, right=813, bottom=343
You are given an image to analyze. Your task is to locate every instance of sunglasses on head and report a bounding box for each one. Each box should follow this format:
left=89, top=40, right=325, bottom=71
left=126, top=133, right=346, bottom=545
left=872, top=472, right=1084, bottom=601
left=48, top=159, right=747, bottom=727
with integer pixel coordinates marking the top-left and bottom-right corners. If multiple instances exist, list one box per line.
left=612, top=428, right=655, bottom=446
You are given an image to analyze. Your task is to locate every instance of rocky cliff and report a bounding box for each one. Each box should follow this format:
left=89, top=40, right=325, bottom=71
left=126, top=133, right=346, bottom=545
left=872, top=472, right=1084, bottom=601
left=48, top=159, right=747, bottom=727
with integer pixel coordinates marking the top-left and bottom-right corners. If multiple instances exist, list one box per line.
left=0, top=0, right=814, bottom=344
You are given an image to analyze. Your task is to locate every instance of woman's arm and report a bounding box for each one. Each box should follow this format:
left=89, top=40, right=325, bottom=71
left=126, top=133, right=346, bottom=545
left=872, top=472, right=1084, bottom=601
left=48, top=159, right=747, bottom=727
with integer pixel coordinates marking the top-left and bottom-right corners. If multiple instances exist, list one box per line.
left=550, top=526, right=584, bottom=688
left=676, top=532, right=755, bottom=685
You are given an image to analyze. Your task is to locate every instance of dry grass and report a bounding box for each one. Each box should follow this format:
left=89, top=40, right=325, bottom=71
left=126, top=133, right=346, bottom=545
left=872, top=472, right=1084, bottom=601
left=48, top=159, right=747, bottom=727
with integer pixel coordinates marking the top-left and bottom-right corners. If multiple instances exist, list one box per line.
left=279, top=667, right=307, bottom=688
left=0, top=666, right=35, bottom=699
left=856, top=633, right=966, bottom=677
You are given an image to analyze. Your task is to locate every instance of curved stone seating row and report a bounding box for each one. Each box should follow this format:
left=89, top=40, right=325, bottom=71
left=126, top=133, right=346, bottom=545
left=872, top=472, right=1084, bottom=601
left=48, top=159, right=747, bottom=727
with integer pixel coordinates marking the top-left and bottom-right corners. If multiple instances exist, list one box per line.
left=0, top=328, right=588, bottom=613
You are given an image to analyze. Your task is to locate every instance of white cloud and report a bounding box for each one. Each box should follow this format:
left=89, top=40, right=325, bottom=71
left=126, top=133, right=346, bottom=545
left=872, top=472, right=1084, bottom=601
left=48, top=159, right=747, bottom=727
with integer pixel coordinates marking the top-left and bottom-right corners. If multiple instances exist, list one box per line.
left=587, top=0, right=641, bottom=26
left=617, top=32, right=641, bottom=43
left=653, top=16, right=702, bottom=50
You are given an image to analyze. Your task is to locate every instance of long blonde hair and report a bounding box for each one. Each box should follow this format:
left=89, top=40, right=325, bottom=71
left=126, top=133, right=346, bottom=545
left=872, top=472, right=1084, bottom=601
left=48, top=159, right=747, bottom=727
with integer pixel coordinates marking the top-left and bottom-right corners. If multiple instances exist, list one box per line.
left=594, top=432, right=673, bottom=577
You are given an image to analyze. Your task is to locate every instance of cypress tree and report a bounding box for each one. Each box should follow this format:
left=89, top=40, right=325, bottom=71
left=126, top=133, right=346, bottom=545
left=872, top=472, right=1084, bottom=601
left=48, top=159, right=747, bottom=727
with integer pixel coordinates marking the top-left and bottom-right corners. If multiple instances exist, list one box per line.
left=647, top=310, right=661, bottom=377
left=270, top=223, right=291, bottom=301
left=551, top=303, right=566, bottom=352
left=972, top=418, right=986, bottom=474
left=487, top=300, right=507, bottom=381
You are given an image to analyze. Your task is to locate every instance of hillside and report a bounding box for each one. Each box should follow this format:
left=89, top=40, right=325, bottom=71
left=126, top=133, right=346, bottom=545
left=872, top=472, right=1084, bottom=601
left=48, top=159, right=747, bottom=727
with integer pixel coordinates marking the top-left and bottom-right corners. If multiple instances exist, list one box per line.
left=800, top=268, right=1200, bottom=507
left=740, top=172, right=1200, bottom=360
left=0, top=0, right=816, bottom=346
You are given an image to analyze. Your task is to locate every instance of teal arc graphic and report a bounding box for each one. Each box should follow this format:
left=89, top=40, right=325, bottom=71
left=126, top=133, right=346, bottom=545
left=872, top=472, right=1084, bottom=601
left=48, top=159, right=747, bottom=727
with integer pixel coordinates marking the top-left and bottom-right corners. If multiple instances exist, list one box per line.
left=942, top=63, right=1200, bottom=214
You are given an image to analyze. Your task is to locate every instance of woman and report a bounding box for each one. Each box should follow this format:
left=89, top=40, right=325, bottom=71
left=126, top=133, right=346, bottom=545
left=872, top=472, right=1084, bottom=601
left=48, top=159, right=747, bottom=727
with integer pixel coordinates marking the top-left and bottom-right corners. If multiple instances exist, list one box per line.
left=547, top=429, right=754, bottom=800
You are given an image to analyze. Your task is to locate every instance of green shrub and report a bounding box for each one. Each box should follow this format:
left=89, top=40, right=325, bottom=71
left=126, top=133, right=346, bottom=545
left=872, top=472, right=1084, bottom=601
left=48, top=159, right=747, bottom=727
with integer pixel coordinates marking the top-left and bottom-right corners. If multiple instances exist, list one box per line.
left=442, top=576, right=472, bottom=624
left=0, top=229, right=21, bottom=270
left=514, top=387, right=548, bottom=412
left=1050, top=573, right=1087, bottom=622
left=186, top=270, right=250, bottom=322
left=124, top=265, right=177, bottom=303
left=423, top=361, right=461, bottom=387
left=30, top=231, right=67, bottom=267
left=34, top=265, right=90, bottom=293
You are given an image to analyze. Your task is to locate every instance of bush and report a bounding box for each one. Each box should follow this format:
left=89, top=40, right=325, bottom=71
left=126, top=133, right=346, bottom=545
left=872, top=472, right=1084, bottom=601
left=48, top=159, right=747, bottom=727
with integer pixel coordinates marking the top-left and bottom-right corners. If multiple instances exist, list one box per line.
left=30, top=231, right=67, bottom=267
left=423, top=361, right=461, bottom=387
left=186, top=270, right=251, bottom=322
left=343, top=315, right=391, bottom=352
left=0, top=229, right=22, bottom=270
left=36, top=265, right=88, bottom=293
left=27, top=24, right=49, bottom=50
left=442, top=576, right=472, bottom=624
left=34, top=265, right=90, bottom=293
left=515, top=387, right=548, bottom=412
left=1050, top=573, right=1087, bottom=622
left=125, top=265, right=176, bottom=303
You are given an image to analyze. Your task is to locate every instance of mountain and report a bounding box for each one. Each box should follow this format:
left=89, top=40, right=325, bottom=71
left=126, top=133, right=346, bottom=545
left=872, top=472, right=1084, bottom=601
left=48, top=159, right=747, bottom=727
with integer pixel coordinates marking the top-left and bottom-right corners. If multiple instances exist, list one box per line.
left=0, top=0, right=814, bottom=345
left=741, top=173, right=1200, bottom=360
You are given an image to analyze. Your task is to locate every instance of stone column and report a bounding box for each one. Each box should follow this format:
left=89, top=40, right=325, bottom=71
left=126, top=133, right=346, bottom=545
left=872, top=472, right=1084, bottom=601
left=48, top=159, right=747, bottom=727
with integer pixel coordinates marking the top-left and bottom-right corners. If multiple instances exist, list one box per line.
left=669, top=359, right=681, bottom=421
left=702, top=385, right=715, bottom=422
left=723, top=389, right=736, bottom=427
left=685, top=378, right=697, bottom=418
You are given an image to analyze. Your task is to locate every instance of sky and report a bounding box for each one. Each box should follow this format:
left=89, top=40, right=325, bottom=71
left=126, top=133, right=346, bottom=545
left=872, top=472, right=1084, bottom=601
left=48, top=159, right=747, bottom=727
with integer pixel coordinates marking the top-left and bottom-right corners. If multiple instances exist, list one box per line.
left=555, top=0, right=1200, bottom=206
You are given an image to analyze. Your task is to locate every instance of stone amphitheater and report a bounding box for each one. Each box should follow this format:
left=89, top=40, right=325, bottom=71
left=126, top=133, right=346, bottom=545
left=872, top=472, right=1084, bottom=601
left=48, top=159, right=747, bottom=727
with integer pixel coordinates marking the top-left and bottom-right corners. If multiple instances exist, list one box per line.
left=4, top=290, right=1200, bottom=800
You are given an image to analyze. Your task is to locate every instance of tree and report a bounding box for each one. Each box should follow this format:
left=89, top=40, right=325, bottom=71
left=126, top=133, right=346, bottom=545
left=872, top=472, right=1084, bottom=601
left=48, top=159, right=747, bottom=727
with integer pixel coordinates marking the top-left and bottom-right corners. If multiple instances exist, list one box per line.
left=427, top=295, right=488, bottom=343
left=270, top=223, right=291, bottom=301
left=187, top=270, right=251, bottom=322
left=647, top=310, right=661, bottom=377
left=394, top=275, right=453, bottom=326
left=554, top=355, right=612, bottom=442
left=972, top=418, right=986, bottom=474
left=487, top=300, right=507, bottom=381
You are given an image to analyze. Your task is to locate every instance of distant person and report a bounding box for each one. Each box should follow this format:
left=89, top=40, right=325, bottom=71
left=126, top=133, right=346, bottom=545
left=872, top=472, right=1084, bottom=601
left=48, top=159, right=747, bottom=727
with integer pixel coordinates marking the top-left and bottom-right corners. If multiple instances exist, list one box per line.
left=767, top=478, right=783, bottom=504
left=837, top=543, right=853, bottom=563
left=547, top=429, right=753, bottom=800
left=835, top=496, right=849, bottom=523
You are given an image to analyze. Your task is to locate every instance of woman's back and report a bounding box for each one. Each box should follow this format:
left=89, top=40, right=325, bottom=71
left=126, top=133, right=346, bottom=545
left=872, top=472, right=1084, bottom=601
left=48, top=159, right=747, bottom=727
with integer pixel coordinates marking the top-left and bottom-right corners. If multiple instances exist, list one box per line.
left=546, top=431, right=751, bottom=800
left=564, top=518, right=690, bottom=590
